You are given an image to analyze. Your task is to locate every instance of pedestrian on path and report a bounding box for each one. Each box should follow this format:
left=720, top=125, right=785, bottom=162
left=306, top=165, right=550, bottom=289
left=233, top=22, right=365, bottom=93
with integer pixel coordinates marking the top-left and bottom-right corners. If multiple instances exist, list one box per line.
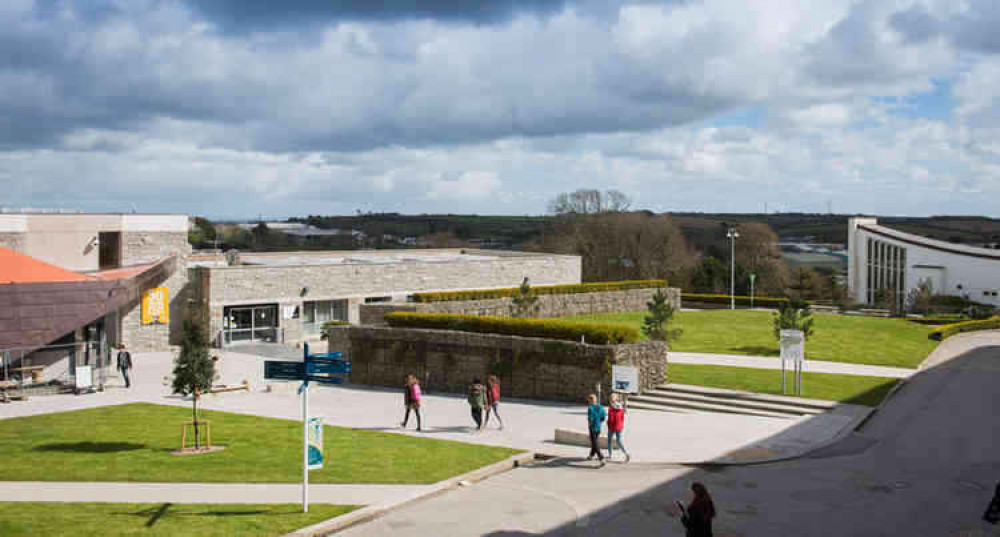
left=680, top=482, right=716, bottom=537
left=116, top=345, right=133, bottom=389
left=468, top=377, right=487, bottom=431
left=606, top=393, right=630, bottom=463
left=586, top=393, right=606, bottom=467
left=483, top=374, right=504, bottom=430
left=400, top=374, right=422, bottom=431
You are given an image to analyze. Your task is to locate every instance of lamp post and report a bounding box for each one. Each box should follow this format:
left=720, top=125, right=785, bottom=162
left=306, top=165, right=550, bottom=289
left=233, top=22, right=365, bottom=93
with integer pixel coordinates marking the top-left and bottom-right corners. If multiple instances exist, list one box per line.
left=727, top=227, right=740, bottom=309
left=749, top=273, right=756, bottom=309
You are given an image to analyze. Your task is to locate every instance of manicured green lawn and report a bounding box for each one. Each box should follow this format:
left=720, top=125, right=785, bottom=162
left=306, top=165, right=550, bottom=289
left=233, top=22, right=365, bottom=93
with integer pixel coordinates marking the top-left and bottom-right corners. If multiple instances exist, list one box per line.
left=564, top=309, right=938, bottom=368
left=0, top=403, right=519, bottom=484
left=0, top=502, right=356, bottom=537
left=668, top=363, right=899, bottom=406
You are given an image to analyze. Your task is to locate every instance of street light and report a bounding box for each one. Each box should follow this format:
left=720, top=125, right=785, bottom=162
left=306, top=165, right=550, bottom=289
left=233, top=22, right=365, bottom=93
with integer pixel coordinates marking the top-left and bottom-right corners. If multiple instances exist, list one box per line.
left=727, top=227, right=740, bottom=309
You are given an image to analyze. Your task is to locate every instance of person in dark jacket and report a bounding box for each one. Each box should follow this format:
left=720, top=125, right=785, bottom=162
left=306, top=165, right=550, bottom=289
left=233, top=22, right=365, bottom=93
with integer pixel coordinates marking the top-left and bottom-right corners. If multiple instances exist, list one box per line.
left=468, top=378, right=487, bottom=431
left=116, top=345, right=133, bottom=388
left=483, top=374, right=504, bottom=430
left=586, top=393, right=606, bottom=467
left=399, top=374, right=422, bottom=431
left=682, top=481, right=716, bottom=537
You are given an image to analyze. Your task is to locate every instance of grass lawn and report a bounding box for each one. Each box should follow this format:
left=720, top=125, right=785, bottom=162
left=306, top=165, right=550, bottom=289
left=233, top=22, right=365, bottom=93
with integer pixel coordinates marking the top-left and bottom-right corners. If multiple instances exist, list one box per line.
left=564, top=309, right=938, bottom=368
left=0, top=502, right=356, bottom=537
left=0, top=403, right=519, bottom=484
left=668, top=363, right=899, bottom=406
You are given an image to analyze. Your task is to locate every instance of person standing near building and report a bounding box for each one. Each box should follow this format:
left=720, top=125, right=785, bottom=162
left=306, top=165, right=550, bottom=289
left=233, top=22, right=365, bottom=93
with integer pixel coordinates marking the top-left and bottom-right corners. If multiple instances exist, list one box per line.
left=468, top=377, right=487, bottom=431
left=586, top=393, right=606, bottom=467
left=400, top=374, right=423, bottom=431
left=116, top=345, right=133, bottom=389
left=680, top=482, right=716, bottom=537
left=483, top=374, right=504, bottom=430
left=606, top=392, right=630, bottom=463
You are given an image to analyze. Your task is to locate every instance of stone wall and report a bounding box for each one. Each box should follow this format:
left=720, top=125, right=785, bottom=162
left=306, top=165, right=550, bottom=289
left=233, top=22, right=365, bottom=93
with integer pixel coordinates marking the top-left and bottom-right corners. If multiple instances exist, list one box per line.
left=326, top=325, right=668, bottom=403
left=359, top=287, right=682, bottom=325
left=118, top=232, right=192, bottom=352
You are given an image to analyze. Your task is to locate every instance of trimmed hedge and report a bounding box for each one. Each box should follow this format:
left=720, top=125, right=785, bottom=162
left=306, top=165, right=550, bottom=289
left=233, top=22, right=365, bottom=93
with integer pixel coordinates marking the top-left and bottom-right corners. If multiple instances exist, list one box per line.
left=908, top=315, right=968, bottom=326
left=384, top=312, right=639, bottom=345
left=682, top=293, right=796, bottom=309
left=928, top=316, right=1000, bottom=341
left=410, top=280, right=666, bottom=303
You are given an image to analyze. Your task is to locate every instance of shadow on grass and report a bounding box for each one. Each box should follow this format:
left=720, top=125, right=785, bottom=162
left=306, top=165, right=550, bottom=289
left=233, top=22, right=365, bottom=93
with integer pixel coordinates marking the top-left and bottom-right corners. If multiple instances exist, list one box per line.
left=730, top=345, right=779, bottom=356
left=33, top=441, right=146, bottom=453
left=116, top=504, right=272, bottom=528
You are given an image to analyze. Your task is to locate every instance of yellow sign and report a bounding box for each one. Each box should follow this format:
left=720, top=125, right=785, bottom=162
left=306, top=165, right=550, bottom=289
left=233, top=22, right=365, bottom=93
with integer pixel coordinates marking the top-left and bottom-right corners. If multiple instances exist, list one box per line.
left=141, top=287, right=169, bottom=325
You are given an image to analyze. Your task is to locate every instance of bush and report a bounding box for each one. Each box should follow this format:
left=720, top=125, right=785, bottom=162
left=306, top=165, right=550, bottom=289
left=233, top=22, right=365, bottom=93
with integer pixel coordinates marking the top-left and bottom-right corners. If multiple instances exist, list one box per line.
left=411, top=280, right=666, bottom=303
left=319, top=320, right=351, bottom=340
left=681, top=293, right=797, bottom=309
left=384, top=312, right=639, bottom=345
left=929, top=317, right=1000, bottom=341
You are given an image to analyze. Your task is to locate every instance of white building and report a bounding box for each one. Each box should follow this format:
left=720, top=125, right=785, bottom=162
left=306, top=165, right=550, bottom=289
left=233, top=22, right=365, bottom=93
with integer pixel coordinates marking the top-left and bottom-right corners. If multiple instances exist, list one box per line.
left=848, top=217, right=1000, bottom=310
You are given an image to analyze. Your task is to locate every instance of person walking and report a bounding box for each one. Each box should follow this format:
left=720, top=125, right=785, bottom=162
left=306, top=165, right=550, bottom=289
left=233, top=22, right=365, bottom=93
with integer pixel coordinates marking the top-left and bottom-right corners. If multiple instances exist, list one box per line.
left=586, top=393, right=606, bottom=467
left=468, top=377, right=487, bottom=431
left=399, top=374, right=422, bottom=431
left=606, top=393, right=630, bottom=463
left=483, top=374, right=504, bottom=430
left=681, top=482, right=716, bottom=537
left=116, top=344, right=133, bottom=389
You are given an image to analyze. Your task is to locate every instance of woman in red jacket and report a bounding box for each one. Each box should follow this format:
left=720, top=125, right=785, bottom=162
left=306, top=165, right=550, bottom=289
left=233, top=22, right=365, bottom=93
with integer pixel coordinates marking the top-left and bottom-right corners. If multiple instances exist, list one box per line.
left=606, top=393, right=630, bottom=463
left=483, top=374, right=504, bottom=430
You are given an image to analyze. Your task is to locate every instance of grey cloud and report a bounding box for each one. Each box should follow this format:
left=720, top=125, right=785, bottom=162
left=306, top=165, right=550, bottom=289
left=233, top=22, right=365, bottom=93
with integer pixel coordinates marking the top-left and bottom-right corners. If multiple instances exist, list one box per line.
left=889, top=2, right=1000, bottom=54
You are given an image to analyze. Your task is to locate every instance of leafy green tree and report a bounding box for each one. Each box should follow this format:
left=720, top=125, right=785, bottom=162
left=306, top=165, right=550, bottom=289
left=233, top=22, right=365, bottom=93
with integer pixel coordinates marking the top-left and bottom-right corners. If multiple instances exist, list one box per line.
left=642, top=289, right=683, bottom=342
left=510, top=277, right=540, bottom=317
left=773, top=298, right=815, bottom=341
left=172, top=320, right=216, bottom=449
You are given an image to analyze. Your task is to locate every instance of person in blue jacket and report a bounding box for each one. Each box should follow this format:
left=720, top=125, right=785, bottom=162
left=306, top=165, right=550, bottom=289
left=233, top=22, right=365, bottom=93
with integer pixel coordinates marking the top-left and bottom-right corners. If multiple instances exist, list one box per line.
left=586, top=393, right=606, bottom=467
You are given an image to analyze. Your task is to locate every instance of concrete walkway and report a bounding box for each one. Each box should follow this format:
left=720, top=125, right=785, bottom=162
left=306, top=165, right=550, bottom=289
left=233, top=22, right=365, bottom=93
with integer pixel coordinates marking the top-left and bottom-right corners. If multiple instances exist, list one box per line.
left=669, top=351, right=915, bottom=378
left=0, top=482, right=431, bottom=506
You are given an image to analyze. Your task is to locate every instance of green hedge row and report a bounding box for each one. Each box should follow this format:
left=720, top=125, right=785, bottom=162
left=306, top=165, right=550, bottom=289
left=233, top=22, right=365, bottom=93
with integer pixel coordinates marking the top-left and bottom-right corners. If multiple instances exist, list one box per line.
left=928, top=316, right=1000, bottom=341
left=908, top=315, right=968, bottom=326
left=681, top=293, right=795, bottom=308
left=411, top=280, right=667, bottom=303
left=384, top=312, right=640, bottom=345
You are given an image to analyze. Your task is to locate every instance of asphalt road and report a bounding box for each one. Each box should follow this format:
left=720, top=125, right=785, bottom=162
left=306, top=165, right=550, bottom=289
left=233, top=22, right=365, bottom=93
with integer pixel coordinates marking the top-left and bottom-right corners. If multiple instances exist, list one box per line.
left=338, top=333, right=1000, bottom=537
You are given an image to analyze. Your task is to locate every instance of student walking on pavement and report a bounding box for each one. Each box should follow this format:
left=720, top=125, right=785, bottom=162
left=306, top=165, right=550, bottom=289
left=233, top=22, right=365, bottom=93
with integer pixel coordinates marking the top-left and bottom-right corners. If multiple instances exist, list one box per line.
left=586, top=393, right=606, bottom=467
left=606, top=393, right=630, bottom=463
left=483, top=374, right=505, bottom=430
left=116, top=345, right=133, bottom=389
left=680, top=482, right=716, bottom=537
left=468, top=377, right=487, bottom=431
left=399, top=374, right=423, bottom=431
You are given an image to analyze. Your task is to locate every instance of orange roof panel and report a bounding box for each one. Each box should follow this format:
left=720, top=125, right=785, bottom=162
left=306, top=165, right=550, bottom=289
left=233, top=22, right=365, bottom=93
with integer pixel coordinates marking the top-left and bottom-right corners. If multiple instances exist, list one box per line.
left=0, top=248, right=94, bottom=284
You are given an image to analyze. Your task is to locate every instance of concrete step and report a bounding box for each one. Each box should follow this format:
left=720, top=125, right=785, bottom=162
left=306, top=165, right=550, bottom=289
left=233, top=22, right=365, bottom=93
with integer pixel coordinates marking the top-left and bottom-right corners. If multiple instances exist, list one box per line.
left=641, top=388, right=826, bottom=417
left=660, top=383, right=838, bottom=410
left=629, top=394, right=799, bottom=419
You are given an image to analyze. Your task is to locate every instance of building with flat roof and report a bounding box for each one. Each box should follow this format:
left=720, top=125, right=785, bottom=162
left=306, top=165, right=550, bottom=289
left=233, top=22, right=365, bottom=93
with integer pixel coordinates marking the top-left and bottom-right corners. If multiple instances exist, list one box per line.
left=848, top=217, right=1000, bottom=310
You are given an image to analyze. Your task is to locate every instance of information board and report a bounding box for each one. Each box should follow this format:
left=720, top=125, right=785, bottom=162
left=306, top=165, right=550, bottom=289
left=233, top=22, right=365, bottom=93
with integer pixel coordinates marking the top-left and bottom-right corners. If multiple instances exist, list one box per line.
left=611, top=365, right=640, bottom=394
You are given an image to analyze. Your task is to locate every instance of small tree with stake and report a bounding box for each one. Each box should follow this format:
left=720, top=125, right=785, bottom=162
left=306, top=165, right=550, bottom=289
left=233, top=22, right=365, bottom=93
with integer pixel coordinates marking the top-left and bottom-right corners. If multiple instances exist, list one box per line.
left=172, top=320, right=216, bottom=450
left=510, top=277, right=540, bottom=318
left=773, top=298, right=815, bottom=341
left=642, top=289, right=682, bottom=342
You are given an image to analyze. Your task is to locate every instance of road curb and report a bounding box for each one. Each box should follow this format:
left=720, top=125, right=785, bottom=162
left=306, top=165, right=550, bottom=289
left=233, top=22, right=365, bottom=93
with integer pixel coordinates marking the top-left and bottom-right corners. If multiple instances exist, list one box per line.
left=288, top=451, right=535, bottom=536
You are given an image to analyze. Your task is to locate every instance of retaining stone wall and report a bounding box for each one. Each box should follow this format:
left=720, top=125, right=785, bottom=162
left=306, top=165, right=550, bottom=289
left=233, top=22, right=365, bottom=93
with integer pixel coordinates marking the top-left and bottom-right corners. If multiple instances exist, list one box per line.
left=326, top=325, right=668, bottom=403
left=359, top=287, right=681, bottom=325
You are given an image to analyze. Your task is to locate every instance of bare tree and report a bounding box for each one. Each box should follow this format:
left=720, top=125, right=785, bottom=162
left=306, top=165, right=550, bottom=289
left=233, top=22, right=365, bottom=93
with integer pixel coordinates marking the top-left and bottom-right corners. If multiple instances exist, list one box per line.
left=548, top=189, right=632, bottom=215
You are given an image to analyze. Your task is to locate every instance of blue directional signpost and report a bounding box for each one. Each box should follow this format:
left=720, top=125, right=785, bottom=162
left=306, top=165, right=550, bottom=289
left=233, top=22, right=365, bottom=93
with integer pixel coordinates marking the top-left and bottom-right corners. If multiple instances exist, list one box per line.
left=264, top=342, right=351, bottom=513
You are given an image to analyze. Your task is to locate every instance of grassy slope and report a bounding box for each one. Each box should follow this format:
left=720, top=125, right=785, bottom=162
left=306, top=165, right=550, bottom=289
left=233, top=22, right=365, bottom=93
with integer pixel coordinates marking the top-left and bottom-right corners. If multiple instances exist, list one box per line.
left=668, top=364, right=899, bottom=406
left=564, top=309, right=938, bottom=368
left=0, top=503, right=356, bottom=537
left=0, top=403, right=519, bottom=484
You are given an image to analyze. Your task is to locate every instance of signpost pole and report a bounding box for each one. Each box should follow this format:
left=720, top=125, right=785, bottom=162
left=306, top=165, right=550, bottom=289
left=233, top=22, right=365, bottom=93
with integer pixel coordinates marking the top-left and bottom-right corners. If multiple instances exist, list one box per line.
left=302, top=380, right=309, bottom=513
left=781, top=358, right=786, bottom=394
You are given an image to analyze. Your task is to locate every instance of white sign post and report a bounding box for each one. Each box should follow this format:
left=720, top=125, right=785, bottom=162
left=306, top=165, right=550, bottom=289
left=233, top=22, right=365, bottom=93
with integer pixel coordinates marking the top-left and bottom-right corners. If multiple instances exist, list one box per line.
left=611, top=365, right=640, bottom=395
left=74, top=365, right=93, bottom=393
left=779, top=329, right=805, bottom=395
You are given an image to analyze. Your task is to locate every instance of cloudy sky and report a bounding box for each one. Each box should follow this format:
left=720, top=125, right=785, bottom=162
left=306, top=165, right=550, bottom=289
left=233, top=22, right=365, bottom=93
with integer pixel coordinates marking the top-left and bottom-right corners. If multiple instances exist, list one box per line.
left=2, top=0, right=999, bottom=219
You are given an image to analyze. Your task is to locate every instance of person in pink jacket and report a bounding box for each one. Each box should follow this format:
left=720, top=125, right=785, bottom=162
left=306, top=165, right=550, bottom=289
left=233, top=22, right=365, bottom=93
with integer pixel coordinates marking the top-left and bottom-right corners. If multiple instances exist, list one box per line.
left=606, top=393, right=630, bottom=463
left=399, top=374, right=422, bottom=431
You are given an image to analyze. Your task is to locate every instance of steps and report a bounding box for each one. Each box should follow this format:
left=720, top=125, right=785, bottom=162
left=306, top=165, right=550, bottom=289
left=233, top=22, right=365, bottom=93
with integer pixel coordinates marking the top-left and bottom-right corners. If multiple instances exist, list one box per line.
left=628, top=384, right=837, bottom=419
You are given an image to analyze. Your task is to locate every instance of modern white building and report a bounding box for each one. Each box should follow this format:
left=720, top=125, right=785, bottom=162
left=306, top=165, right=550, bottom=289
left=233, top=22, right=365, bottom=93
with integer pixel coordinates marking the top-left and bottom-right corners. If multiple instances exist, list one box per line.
left=848, top=217, right=1000, bottom=310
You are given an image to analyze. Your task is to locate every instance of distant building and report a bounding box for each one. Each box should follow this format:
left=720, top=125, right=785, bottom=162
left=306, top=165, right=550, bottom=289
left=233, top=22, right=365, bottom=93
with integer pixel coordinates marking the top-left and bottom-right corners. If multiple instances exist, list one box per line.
left=848, top=217, right=1000, bottom=310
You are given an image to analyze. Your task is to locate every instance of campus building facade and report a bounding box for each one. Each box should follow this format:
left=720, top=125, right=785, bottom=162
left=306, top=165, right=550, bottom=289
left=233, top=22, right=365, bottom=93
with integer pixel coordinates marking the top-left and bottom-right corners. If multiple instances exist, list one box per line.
left=847, top=217, right=1000, bottom=310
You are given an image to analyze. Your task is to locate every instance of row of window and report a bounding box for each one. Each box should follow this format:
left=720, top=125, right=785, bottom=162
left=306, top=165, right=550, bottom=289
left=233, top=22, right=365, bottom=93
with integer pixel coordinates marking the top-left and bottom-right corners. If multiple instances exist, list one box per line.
left=865, top=238, right=906, bottom=311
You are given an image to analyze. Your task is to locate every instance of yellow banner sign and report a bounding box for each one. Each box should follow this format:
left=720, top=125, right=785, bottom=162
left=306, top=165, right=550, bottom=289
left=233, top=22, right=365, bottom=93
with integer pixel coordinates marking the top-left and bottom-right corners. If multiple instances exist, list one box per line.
left=141, top=287, right=169, bottom=325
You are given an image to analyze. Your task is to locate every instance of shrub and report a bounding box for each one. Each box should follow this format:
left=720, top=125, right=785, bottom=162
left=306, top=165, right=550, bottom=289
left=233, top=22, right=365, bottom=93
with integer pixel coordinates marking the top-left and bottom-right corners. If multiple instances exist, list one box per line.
left=384, top=312, right=639, bottom=345
left=929, top=316, right=1000, bottom=341
left=681, top=293, right=796, bottom=309
left=411, top=280, right=666, bottom=303
left=320, top=320, right=351, bottom=340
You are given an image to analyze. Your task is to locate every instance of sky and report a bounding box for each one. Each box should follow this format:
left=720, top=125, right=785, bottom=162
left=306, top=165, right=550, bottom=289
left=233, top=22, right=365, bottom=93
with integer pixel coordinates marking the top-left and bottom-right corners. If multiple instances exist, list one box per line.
left=1, top=0, right=999, bottom=219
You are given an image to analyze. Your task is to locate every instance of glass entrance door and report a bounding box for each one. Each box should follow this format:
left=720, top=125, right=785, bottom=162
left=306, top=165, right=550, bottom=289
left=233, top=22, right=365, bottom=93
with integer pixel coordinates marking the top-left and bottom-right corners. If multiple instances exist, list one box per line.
left=223, top=305, right=278, bottom=345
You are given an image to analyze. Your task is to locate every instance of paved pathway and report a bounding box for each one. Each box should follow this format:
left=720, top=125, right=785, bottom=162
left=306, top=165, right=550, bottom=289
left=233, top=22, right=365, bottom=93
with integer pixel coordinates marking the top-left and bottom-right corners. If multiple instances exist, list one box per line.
left=668, top=351, right=914, bottom=378
left=0, top=482, right=430, bottom=506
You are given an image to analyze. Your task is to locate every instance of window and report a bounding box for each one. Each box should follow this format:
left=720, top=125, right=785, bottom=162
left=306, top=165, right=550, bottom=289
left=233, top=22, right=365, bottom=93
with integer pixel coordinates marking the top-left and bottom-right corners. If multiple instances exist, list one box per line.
left=302, top=300, right=348, bottom=336
left=364, top=296, right=392, bottom=304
